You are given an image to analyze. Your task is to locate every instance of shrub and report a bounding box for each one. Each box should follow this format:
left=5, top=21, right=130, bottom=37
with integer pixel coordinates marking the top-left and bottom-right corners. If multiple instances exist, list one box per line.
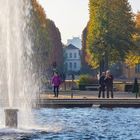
left=78, top=74, right=98, bottom=85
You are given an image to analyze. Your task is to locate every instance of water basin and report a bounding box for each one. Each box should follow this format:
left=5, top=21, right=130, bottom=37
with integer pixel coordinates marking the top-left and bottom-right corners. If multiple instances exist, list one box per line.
left=0, top=108, right=140, bottom=139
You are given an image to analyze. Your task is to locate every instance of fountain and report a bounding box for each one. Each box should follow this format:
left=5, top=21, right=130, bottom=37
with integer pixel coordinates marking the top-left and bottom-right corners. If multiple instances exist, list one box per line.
left=0, top=0, right=37, bottom=128
left=0, top=0, right=140, bottom=139
left=5, top=109, right=18, bottom=128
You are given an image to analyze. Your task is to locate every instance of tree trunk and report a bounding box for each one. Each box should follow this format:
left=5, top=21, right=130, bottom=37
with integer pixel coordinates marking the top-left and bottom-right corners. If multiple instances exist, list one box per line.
left=104, top=53, right=109, bottom=71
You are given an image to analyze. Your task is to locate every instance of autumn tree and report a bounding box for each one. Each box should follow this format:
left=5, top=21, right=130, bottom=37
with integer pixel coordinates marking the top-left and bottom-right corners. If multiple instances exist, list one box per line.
left=136, top=12, right=140, bottom=33
left=125, top=12, right=140, bottom=67
left=81, top=26, right=95, bottom=74
left=81, top=27, right=88, bottom=72
left=134, top=11, right=140, bottom=52
left=86, top=0, right=135, bottom=72
left=30, top=0, right=64, bottom=84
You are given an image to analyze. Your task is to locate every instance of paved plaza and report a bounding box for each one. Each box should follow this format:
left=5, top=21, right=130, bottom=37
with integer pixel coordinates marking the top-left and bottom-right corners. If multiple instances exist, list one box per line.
left=39, top=90, right=138, bottom=100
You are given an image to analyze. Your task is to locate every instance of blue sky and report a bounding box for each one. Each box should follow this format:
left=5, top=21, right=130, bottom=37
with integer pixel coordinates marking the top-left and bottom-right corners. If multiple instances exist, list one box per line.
left=38, top=0, right=140, bottom=44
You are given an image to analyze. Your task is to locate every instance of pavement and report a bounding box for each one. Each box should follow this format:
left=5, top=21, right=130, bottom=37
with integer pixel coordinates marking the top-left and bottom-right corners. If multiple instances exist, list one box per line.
left=39, top=90, right=138, bottom=100
left=36, top=90, right=140, bottom=108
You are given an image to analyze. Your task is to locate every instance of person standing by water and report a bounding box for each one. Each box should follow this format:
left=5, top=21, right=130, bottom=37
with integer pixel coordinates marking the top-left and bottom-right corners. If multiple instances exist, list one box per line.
left=104, top=70, right=114, bottom=98
left=51, top=72, right=61, bottom=97
left=98, top=72, right=106, bottom=98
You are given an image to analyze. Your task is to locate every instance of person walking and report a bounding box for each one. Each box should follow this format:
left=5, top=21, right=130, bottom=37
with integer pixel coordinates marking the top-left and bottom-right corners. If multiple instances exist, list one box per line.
left=104, top=70, right=114, bottom=98
left=98, top=72, right=106, bottom=98
left=51, top=72, right=61, bottom=97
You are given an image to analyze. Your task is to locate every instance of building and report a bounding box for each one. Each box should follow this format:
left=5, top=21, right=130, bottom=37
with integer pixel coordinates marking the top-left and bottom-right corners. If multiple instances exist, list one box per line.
left=67, top=37, right=82, bottom=49
left=64, top=44, right=81, bottom=73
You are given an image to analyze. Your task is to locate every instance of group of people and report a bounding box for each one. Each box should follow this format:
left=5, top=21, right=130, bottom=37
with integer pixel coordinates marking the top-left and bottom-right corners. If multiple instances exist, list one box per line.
left=51, top=70, right=114, bottom=98
left=98, top=70, right=114, bottom=98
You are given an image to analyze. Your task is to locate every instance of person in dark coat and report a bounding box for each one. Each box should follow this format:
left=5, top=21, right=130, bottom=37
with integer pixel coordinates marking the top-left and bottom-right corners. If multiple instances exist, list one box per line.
left=51, top=72, right=61, bottom=97
left=104, top=70, right=114, bottom=98
left=98, top=72, right=106, bottom=98
left=132, top=78, right=139, bottom=98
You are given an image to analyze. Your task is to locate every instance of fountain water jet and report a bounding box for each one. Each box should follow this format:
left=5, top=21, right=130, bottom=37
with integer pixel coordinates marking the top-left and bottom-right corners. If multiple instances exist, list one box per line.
left=0, top=0, right=38, bottom=128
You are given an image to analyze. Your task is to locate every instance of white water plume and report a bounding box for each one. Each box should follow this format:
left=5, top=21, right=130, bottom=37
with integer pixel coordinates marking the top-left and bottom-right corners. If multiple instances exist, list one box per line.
left=0, top=0, right=38, bottom=127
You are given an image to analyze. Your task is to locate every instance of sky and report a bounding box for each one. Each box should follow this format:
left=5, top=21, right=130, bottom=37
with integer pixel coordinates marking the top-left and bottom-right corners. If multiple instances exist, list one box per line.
left=38, top=0, right=140, bottom=44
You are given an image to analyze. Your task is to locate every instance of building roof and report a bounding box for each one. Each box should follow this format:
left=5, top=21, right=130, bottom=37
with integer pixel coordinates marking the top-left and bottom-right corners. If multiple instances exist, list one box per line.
left=65, top=44, right=79, bottom=50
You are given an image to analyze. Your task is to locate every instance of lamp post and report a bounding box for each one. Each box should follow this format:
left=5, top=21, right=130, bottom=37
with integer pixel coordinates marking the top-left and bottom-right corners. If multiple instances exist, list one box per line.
left=99, top=38, right=106, bottom=75
left=52, top=61, right=57, bottom=73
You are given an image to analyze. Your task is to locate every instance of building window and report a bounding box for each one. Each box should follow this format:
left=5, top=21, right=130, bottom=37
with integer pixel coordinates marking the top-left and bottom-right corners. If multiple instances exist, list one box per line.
left=74, top=53, right=77, bottom=58
left=135, top=64, right=140, bottom=73
left=65, top=53, right=68, bottom=59
left=69, top=53, right=72, bottom=58
left=74, top=62, right=77, bottom=69
left=65, top=63, right=68, bottom=70
left=69, top=62, right=72, bottom=69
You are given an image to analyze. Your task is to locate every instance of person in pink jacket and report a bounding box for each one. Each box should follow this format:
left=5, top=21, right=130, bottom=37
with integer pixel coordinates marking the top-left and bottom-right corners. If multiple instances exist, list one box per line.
left=51, top=72, right=61, bottom=97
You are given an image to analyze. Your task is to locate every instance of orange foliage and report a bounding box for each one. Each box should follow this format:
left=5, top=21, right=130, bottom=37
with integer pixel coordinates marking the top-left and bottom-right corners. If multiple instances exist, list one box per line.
left=136, top=12, right=140, bottom=29
left=32, top=0, right=47, bottom=27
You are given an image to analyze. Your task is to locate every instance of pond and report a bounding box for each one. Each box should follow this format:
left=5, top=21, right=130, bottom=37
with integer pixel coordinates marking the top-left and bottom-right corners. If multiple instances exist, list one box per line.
left=0, top=108, right=140, bottom=140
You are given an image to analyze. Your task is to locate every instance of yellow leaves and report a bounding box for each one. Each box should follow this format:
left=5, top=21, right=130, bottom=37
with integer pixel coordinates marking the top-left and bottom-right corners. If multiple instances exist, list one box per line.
left=125, top=52, right=140, bottom=67
left=85, top=48, right=99, bottom=69
left=125, top=12, right=140, bottom=68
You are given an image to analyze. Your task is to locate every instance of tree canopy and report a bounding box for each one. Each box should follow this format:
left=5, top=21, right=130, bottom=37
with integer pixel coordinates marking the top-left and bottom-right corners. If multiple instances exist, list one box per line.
left=85, top=0, right=135, bottom=70
left=125, top=12, right=140, bottom=67
left=29, top=0, right=64, bottom=83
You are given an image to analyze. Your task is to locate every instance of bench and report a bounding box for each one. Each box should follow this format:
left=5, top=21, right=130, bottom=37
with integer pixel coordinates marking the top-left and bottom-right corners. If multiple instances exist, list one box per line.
left=79, top=84, right=117, bottom=91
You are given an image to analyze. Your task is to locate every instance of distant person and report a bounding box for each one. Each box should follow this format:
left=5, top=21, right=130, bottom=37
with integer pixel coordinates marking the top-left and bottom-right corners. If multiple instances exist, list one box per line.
left=61, top=72, right=66, bottom=82
left=71, top=74, right=75, bottom=81
left=60, top=72, right=66, bottom=91
left=104, top=70, right=114, bottom=98
left=98, top=72, right=106, bottom=98
left=51, top=72, right=61, bottom=97
left=132, top=78, right=139, bottom=98
left=97, top=72, right=100, bottom=80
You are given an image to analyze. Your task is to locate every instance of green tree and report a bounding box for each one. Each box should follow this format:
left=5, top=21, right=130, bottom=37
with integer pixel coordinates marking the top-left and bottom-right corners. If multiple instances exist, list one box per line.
left=125, top=12, right=140, bottom=67
left=86, top=0, right=135, bottom=71
left=81, top=26, right=96, bottom=74
left=29, top=0, right=64, bottom=86
left=134, top=12, right=140, bottom=53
